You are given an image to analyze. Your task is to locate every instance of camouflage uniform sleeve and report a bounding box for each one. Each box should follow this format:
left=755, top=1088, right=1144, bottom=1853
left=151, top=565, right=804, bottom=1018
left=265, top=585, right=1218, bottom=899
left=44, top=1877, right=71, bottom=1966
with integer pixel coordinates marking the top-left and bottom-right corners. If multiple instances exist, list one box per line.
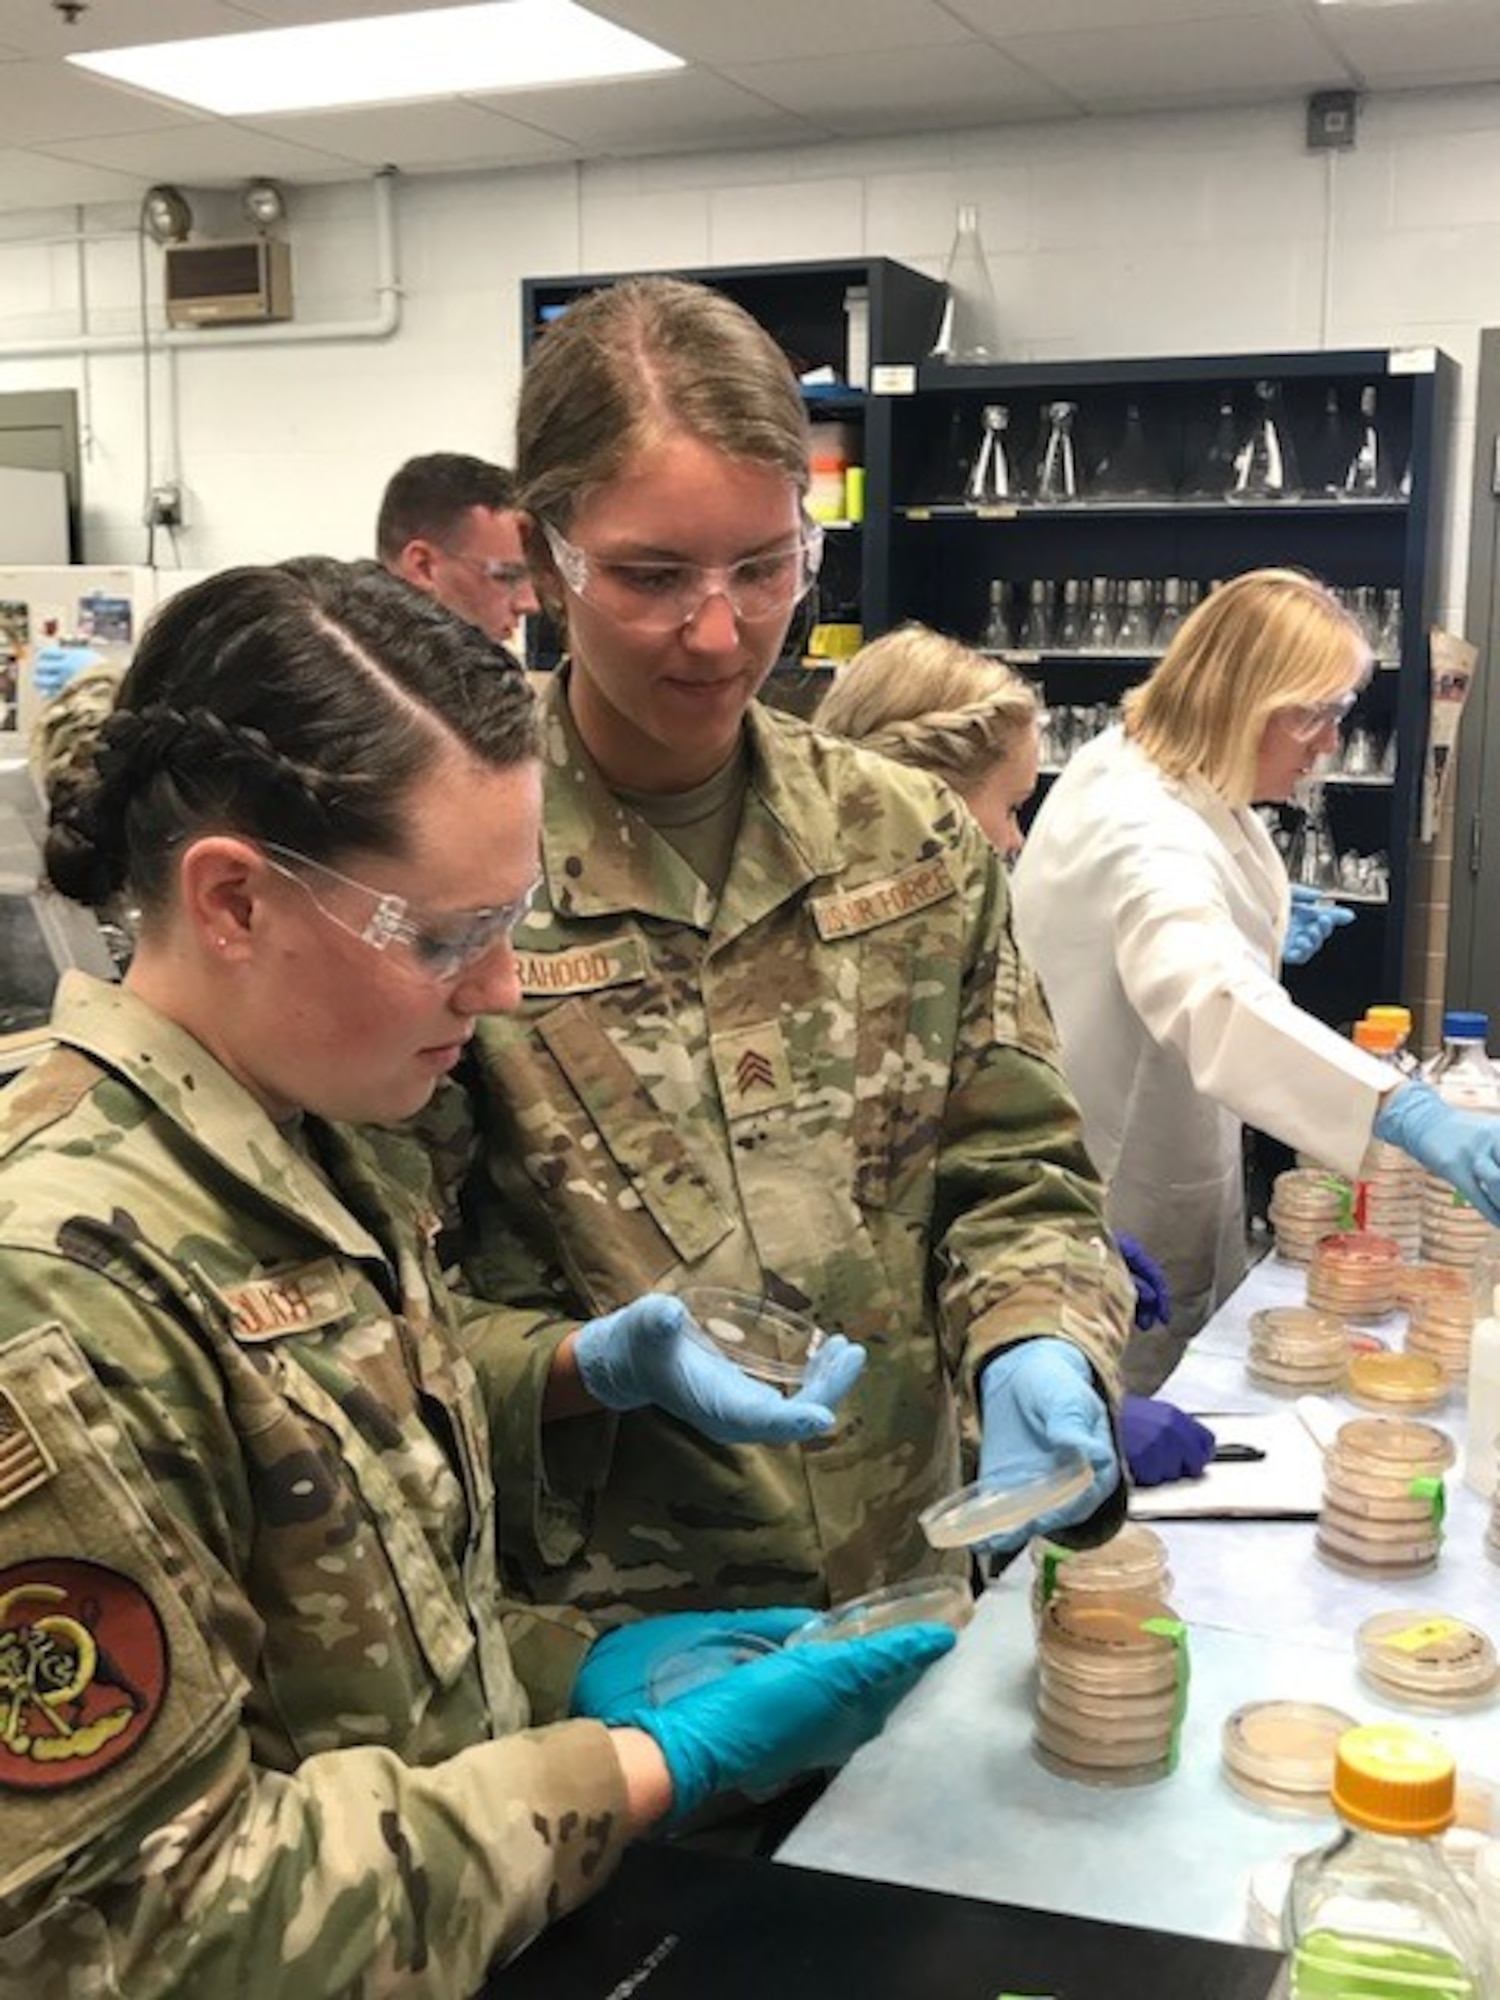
left=0, top=1276, right=629, bottom=1999
left=931, top=819, right=1135, bottom=1406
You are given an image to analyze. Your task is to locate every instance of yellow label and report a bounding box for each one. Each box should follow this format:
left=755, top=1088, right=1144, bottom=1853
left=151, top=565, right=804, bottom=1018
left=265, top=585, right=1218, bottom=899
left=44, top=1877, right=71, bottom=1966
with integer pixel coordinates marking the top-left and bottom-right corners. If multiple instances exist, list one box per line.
left=220, top=1258, right=354, bottom=1342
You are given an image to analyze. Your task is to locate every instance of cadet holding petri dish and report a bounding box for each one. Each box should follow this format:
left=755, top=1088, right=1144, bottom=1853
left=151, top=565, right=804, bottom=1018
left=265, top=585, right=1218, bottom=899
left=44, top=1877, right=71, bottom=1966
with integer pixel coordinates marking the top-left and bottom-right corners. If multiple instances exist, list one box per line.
left=816, top=624, right=1214, bottom=1488
left=436, top=277, right=1135, bottom=1643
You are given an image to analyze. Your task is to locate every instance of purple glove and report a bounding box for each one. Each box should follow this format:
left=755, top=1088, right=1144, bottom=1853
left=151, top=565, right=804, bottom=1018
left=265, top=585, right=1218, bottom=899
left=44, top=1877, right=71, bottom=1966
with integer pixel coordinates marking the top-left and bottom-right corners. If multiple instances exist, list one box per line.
left=1115, top=1233, right=1171, bottom=1331
left=1121, top=1394, right=1216, bottom=1487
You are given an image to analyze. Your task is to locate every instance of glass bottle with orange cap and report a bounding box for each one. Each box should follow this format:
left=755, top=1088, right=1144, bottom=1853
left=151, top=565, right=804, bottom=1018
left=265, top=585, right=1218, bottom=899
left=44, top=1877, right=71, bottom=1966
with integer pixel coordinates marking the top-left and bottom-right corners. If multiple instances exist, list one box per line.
left=1279, top=1723, right=1486, bottom=1998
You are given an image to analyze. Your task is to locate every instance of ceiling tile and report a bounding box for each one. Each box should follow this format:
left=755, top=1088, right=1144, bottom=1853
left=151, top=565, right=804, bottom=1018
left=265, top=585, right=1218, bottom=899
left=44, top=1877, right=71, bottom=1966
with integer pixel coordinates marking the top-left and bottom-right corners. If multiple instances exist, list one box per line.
left=1006, top=13, right=1353, bottom=109
left=0, top=59, right=204, bottom=144
left=251, top=97, right=579, bottom=168
left=0, top=0, right=254, bottom=57
left=1315, top=0, right=1500, bottom=89
left=945, top=0, right=1279, bottom=34
left=582, top=0, right=974, bottom=64
left=0, top=145, right=141, bottom=209
left=724, top=42, right=1076, bottom=130
left=33, top=119, right=360, bottom=185
left=470, top=69, right=821, bottom=153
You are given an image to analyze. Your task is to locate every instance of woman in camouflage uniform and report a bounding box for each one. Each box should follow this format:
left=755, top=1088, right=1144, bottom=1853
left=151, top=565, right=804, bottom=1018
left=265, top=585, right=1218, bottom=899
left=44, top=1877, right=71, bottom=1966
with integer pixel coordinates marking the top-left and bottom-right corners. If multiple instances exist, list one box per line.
left=448, top=277, right=1136, bottom=1633
left=0, top=561, right=950, bottom=1996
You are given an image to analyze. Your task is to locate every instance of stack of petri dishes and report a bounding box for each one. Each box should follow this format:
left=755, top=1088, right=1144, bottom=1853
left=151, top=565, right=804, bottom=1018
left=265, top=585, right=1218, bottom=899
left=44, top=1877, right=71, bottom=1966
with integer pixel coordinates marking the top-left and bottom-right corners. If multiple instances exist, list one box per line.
left=1032, top=1592, right=1187, bottom=1786
left=1221, top=1698, right=1359, bottom=1815
left=1345, top=1349, right=1449, bottom=1415
left=1247, top=1305, right=1349, bottom=1392
left=1404, top=1283, right=1475, bottom=1381
left=1306, top=1230, right=1401, bottom=1322
left=1395, top=1262, right=1472, bottom=1315
left=1270, top=1169, right=1352, bottom=1264
left=1028, top=1522, right=1172, bottom=1625
left=1316, top=1416, right=1454, bottom=1577
left=786, top=1573, right=975, bottom=1647
left=1420, top=1177, right=1492, bottom=1268
left=1354, top=1608, right=1499, bottom=1711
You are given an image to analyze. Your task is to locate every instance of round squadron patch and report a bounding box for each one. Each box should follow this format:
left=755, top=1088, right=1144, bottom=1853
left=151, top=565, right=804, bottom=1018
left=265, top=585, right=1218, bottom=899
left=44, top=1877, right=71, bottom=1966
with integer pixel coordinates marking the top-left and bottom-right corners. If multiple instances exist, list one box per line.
left=0, top=1557, right=168, bottom=1791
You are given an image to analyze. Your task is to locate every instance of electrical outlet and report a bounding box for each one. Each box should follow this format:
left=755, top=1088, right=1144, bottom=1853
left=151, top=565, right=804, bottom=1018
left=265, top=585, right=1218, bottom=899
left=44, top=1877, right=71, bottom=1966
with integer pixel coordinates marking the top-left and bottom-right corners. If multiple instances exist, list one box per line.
left=145, top=483, right=184, bottom=529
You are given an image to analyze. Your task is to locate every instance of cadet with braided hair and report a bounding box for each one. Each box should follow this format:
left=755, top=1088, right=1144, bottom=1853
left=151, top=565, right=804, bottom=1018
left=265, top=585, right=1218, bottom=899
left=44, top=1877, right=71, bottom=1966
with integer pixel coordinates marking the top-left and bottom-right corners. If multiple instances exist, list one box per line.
left=814, top=623, right=1042, bottom=859
left=0, top=560, right=951, bottom=1996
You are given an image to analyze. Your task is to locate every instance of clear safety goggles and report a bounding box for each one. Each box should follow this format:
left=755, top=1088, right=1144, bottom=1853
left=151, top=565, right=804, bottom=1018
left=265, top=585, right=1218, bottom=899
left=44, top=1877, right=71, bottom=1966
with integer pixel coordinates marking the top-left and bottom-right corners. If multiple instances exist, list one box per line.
left=1277, top=690, right=1360, bottom=742
left=539, top=518, right=823, bottom=633
left=261, top=842, right=537, bottom=983
left=443, top=551, right=533, bottom=591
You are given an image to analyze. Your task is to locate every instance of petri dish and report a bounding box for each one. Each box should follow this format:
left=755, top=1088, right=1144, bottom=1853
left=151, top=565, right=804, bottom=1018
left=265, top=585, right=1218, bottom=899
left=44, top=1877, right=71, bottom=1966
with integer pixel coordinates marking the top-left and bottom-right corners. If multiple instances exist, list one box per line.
left=646, top=1629, right=781, bottom=1705
left=1346, top=1351, right=1449, bottom=1413
left=919, top=1449, right=1093, bottom=1550
left=676, top=1286, right=825, bottom=1387
left=1333, top=1417, right=1456, bottom=1474
left=1221, top=1699, right=1357, bottom=1812
left=1355, top=1609, right=1499, bottom=1708
left=785, top=1573, right=975, bottom=1647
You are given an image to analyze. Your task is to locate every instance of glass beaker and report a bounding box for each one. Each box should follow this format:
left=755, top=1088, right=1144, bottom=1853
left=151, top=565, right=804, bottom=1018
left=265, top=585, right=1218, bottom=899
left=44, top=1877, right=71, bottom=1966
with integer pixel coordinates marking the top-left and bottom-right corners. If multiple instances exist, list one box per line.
left=1341, top=386, right=1397, bottom=500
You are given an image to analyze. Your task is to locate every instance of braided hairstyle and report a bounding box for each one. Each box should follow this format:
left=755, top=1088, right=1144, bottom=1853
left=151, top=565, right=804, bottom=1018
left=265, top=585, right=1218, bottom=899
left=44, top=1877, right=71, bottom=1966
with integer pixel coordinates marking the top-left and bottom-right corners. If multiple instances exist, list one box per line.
left=815, top=623, right=1041, bottom=791
left=45, top=560, right=539, bottom=918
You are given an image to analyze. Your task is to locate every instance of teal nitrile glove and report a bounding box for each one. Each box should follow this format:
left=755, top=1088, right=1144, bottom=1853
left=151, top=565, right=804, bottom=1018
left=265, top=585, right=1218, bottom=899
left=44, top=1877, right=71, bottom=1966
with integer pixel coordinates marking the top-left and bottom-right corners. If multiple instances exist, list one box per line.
left=1373, top=1082, right=1500, bottom=1224
left=573, top=1293, right=865, bottom=1445
left=571, top=1608, right=816, bottom=1721
left=1284, top=884, right=1355, bottom=966
left=32, top=643, right=102, bottom=702
left=977, top=1339, right=1121, bottom=1556
left=620, top=1622, right=956, bottom=1824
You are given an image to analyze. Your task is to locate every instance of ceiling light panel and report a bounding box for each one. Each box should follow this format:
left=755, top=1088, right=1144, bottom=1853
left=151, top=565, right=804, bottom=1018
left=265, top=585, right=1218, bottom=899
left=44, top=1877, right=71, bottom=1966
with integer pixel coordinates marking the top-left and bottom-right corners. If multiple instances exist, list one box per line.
left=67, top=1, right=684, bottom=117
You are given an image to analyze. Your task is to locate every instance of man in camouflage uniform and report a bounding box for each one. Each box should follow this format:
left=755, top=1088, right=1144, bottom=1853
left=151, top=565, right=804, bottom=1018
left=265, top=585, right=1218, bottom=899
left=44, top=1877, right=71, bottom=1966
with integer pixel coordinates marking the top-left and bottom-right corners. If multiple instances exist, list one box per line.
left=0, top=974, right=627, bottom=1996
left=456, top=678, right=1136, bottom=1628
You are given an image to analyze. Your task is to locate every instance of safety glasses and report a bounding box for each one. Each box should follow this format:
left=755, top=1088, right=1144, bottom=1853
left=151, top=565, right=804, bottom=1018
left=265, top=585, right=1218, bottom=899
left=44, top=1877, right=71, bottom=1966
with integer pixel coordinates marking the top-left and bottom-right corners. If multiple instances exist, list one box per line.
left=539, top=518, right=823, bottom=633
left=260, top=842, right=536, bottom=983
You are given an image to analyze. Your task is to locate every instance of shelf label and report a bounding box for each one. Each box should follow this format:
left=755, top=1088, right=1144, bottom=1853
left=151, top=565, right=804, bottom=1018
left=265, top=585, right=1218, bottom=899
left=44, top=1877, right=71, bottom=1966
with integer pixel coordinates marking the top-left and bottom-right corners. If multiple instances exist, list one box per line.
left=1389, top=347, right=1436, bottom=376
left=870, top=364, right=916, bottom=396
left=974, top=505, right=1019, bottom=520
left=905, top=506, right=933, bottom=521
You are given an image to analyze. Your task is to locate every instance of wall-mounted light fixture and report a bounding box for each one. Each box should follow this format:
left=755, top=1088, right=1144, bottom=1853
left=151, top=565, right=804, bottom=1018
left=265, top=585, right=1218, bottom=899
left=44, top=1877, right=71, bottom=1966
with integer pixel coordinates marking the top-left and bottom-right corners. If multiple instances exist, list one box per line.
left=241, top=179, right=287, bottom=232
left=141, top=184, right=193, bottom=245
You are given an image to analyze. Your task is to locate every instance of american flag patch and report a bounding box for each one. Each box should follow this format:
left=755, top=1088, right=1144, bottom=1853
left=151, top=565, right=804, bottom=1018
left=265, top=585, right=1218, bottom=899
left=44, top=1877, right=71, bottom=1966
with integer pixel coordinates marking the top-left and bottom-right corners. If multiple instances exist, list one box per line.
left=0, top=1388, right=53, bottom=1510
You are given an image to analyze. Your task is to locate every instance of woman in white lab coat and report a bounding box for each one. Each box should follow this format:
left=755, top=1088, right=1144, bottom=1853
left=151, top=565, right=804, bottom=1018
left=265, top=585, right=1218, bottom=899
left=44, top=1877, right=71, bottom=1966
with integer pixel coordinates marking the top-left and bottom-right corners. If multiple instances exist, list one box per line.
left=1011, top=567, right=1500, bottom=1391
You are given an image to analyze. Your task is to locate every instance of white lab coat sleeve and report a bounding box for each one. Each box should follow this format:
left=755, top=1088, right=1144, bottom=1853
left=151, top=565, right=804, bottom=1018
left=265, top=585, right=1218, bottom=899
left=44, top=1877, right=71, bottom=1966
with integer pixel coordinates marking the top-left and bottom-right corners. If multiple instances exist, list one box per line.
left=1109, top=834, right=1394, bottom=1180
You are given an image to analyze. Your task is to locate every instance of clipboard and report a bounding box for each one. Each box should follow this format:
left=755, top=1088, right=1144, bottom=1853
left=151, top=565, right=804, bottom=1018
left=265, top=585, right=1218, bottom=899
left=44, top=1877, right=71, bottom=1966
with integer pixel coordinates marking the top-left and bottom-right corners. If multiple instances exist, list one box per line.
left=1129, top=1409, right=1325, bottom=1520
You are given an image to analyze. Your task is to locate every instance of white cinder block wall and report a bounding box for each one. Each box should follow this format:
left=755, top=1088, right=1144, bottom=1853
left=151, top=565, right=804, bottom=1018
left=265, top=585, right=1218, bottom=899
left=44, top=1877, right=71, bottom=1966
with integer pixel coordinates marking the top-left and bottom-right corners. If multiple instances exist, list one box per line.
left=0, top=83, right=1495, bottom=631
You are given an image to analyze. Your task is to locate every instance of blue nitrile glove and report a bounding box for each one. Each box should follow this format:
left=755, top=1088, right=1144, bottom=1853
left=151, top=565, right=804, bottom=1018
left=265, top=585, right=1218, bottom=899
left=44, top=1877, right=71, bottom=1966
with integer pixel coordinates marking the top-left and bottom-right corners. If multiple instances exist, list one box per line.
left=32, top=643, right=102, bottom=702
left=1284, top=884, right=1355, bottom=966
left=1116, top=1233, right=1171, bottom=1331
left=571, top=1608, right=816, bottom=1721
left=1121, top=1393, right=1216, bottom=1487
left=573, top=1293, right=866, bottom=1445
left=617, top=1622, right=956, bottom=1824
left=976, top=1339, right=1121, bottom=1556
left=1373, top=1082, right=1500, bottom=1224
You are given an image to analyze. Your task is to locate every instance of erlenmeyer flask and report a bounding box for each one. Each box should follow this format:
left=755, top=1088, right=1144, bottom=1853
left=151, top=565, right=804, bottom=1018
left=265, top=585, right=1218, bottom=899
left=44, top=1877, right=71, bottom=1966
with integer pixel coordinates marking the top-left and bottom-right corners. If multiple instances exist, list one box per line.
left=966, top=404, right=1020, bottom=504
left=1034, top=402, right=1081, bottom=504
left=979, top=578, right=1012, bottom=652
left=1056, top=578, right=1085, bottom=650
left=1091, top=401, right=1169, bottom=499
left=1341, top=385, right=1396, bottom=499
left=1183, top=393, right=1240, bottom=496
left=1016, top=578, right=1056, bottom=651
left=1229, top=380, right=1300, bottom=502
left=930, top=204, right=1002, bottom=365
left=1115, top=579, right=1153, bottom=651
left=1303, top=387, right=1350, bottom=497
left=1152, top=576, right=1186, bottom=652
